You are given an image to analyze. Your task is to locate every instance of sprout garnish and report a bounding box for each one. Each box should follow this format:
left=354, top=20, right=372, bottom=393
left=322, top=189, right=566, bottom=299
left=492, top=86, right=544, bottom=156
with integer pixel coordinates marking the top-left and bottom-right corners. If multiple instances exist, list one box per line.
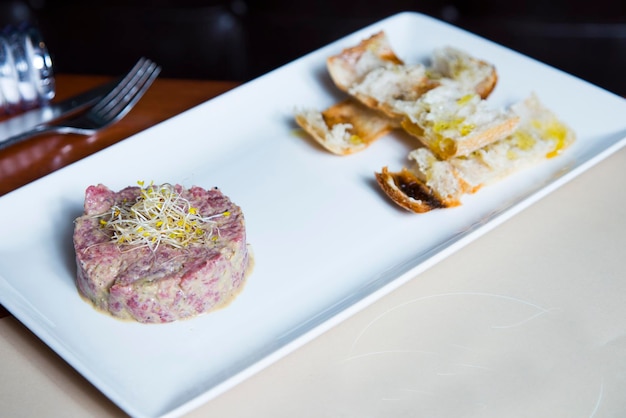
left=94, top=181, right=229, bottom=251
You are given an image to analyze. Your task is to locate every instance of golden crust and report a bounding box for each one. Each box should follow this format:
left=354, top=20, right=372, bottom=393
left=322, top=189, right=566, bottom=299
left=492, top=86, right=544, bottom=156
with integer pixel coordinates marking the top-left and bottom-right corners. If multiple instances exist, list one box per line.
left=295, top=99, right=396, bottom=155
left=476, top=68, right=498, bottom=99
left=326, top=31, right=403, bottom=92
left=401, top=113, right=520, bottom=160
left=375, top=166, right=460, bottom=213
left=430, top=46, right=499, bottom=99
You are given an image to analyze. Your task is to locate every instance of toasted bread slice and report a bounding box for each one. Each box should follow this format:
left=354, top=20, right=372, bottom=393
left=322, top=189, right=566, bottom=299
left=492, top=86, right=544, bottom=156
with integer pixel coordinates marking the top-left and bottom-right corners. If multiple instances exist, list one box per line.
left=398, top=84, right=520, bottom=159
left=375, top=166, right=464, bottom=212
left=331, top=35, right=499, bottom=120
left=327, top=31, right=404, bottom=92
left=295, top=98, right=397, bottom=155
left=429, top=46, right=498, bottom=99
left=376, top=93, right=576, bottom=213
left=444, top=93, right=576, bottom=188
left=327, top=31, right=439, bottom=120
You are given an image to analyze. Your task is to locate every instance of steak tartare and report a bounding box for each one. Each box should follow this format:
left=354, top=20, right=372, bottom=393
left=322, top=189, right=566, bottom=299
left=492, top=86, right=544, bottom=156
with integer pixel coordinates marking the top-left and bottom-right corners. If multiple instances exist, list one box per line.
left=73, top=183, right=250, bottom=323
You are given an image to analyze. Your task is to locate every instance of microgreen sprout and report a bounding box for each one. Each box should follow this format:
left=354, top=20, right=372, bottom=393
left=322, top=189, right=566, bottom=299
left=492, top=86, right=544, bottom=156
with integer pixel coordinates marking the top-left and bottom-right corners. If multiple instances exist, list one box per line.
left=95, top=182, right=227, bottom=251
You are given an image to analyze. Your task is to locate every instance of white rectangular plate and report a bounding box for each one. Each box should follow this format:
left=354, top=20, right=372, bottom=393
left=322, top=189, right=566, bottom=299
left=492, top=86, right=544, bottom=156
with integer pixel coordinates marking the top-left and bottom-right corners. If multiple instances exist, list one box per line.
left=1, top=12, right=625, bottom=418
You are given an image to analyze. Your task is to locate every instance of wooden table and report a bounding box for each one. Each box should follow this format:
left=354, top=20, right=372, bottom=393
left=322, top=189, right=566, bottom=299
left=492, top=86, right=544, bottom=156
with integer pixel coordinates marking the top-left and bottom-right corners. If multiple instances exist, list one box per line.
left=1, top=75, right=626, bottom=418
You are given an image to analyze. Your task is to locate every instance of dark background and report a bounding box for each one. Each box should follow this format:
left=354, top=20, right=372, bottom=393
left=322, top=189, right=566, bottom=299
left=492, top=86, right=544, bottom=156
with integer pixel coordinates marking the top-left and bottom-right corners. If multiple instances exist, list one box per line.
left=2, top=0, right=626, bottom=96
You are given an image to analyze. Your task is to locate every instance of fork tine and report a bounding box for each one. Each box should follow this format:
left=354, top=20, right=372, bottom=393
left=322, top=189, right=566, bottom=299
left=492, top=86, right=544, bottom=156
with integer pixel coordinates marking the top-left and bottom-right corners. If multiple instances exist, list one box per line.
left=91, top=57, right=152, bottom=114
left=98, top=61, right=161, bottom=123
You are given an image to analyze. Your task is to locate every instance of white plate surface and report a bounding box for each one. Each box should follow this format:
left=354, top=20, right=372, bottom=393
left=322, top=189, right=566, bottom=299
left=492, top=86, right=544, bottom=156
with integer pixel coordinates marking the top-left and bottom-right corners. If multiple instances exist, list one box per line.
left=1, top=12, right=626, bottom=418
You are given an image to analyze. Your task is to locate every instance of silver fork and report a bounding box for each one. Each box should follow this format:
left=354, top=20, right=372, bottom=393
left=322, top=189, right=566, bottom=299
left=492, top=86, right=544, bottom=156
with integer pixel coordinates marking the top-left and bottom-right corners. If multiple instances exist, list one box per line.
left=0, top=57, right=161, bottom=151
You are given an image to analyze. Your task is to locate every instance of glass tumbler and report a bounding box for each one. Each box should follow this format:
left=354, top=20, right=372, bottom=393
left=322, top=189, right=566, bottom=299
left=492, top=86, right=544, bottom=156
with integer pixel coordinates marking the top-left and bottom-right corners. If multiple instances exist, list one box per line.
left=0, top=25, right=54, bottom=114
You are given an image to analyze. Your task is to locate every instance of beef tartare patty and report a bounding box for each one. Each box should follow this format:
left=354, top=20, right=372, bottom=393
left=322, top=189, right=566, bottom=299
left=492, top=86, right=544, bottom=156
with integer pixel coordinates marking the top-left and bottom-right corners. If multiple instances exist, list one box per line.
left=73, top=183, right=250, bottom=323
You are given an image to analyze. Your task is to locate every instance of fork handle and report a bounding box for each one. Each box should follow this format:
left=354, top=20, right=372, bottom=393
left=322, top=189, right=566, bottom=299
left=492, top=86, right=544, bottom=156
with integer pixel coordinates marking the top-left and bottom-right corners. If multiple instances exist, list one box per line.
left=0, top=125, right=58, bottom=152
